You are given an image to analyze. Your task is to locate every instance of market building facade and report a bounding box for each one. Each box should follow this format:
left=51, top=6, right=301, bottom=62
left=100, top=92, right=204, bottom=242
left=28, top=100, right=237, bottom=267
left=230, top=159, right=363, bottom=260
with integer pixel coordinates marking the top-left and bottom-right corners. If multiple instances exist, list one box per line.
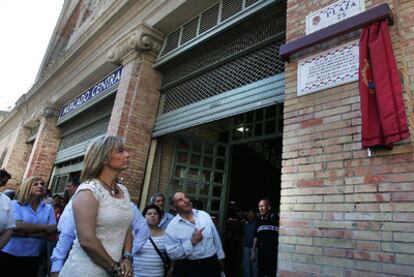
left=0, top=0, right=413, bottom=276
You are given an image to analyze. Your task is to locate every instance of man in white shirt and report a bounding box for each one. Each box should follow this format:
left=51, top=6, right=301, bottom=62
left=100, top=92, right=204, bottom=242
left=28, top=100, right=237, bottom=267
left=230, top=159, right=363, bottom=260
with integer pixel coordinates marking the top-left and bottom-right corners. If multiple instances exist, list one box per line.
left=0, top=169, right=14, bottom=249
left=165, top=191, right=225, bottom=277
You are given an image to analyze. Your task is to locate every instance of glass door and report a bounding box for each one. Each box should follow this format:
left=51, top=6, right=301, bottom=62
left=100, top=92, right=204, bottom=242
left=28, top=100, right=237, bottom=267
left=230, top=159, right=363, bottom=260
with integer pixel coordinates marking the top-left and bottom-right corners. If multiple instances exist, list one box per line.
left=169, top=138, right=230, bottom=231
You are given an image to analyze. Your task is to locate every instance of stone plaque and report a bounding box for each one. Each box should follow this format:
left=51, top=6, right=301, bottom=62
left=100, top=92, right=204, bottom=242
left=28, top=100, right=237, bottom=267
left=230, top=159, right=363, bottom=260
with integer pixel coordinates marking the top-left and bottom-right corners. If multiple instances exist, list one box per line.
left=306, top=0, right=365, bottom=35
left=297, top=40, right=359, bottom=96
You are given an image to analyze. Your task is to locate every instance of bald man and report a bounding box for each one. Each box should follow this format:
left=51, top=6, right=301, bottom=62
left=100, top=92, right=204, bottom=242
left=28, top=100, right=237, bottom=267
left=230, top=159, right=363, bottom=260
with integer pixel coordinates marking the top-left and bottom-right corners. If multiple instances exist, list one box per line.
left=251, top=199, right=279, bottom=277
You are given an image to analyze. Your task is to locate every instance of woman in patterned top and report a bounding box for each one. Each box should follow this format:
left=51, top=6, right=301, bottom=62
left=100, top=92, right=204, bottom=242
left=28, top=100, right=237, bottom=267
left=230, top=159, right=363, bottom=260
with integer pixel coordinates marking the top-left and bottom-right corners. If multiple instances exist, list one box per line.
left=59, top=135, right=133, bottom=277
left=133, top=204, right=171, bottom=277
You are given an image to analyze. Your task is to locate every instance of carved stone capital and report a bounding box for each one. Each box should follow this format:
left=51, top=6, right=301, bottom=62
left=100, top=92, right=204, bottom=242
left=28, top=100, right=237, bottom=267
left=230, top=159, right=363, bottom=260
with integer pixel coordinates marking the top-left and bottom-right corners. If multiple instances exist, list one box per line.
left=108, top=24, right=163, bottom=65
left=43, top=106, right=59, bottom=118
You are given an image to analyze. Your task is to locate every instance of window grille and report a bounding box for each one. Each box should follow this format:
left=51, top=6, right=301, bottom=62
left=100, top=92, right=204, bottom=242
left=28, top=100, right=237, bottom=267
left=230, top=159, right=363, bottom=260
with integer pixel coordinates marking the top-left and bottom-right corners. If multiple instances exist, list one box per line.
left=159, top=10, right=286, bottom=114
left=181, top=18, right=199, bottom=45
left=162, top=43, right=283, bottom=113
left=161, top=12, right=285, bottom=85
left=158, top=0, right=275, bottom=57
left=58, top=95, right=114, bottom=150
left=221, top=0, right=243, bottom=21
left=27, top=125, right=40, bottom=143
left=161, top=30, right=181, bottom=56
left=245, top=0, right=259, bottom=7
left=199, top=5, right=220, bottom=34
left=59, top=116, right=110, bottom=150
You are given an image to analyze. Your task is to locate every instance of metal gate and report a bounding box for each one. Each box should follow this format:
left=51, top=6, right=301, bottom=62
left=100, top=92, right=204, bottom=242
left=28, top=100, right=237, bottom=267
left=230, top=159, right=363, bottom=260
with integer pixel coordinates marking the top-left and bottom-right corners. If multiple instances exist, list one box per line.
left=169, top=138, right=230, bottom=230
left=153, top=5, right=286, bottom=137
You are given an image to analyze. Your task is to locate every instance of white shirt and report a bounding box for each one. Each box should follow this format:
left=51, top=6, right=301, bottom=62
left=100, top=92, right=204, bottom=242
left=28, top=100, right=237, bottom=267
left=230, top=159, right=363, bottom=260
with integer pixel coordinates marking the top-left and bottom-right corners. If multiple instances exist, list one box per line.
left=0, top=193, right=14, bottom=233
left=165, top=209, right=225, bottom=260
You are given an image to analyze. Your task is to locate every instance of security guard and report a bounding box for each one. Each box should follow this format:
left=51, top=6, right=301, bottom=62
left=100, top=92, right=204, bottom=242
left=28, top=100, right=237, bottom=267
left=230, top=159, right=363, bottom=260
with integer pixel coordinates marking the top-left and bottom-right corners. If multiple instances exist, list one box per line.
left=251, top=199, right=279, bottom=277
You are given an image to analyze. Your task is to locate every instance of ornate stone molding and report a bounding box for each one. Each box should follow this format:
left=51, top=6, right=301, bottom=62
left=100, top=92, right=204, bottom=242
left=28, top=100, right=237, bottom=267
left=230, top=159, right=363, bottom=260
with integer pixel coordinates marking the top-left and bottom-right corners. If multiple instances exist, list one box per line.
left=23, top=105, right=57, bottom=128
left=67, top=0, right=115, bottom=50
left=43, top=106, right=59, bottom=118
left=107, top=24, right=164, bottom=65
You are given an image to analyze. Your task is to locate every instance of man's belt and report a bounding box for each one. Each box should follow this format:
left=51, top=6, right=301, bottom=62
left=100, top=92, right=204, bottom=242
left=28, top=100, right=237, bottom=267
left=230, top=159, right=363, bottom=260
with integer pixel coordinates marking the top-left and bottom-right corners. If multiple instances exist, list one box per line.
left=177, top=254, right=218, bottom=265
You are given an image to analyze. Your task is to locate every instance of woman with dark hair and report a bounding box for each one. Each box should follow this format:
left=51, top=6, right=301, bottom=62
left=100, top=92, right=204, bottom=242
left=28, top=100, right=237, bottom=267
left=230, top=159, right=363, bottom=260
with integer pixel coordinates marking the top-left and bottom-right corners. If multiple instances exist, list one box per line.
left=59, top=135, right=133, bottom=277
left=0, top=176, right=56, bottom=277
left=0, top=169, right=14, bottom=249
left=133, top=204, right=171, bottom=277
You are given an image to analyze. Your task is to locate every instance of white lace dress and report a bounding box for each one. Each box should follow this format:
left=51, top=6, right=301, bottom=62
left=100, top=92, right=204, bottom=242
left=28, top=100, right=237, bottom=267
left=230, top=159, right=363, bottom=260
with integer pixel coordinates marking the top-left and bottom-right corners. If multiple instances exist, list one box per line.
left=60, top=180, right=133, bottom=277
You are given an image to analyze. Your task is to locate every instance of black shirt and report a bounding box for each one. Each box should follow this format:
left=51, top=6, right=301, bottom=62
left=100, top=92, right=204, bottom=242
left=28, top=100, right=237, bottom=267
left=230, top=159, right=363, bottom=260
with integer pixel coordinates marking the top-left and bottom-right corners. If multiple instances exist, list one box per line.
left=254, top=211, right=279, bottom=248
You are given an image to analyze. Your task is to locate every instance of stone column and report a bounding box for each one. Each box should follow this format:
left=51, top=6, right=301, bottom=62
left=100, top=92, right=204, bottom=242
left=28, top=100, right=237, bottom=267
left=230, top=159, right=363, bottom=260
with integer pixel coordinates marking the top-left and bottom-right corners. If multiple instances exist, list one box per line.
left=107, top=24, right=163, bottom=201
left=23, top=107, right=61, bottom=182
left=2, top=124, right=33, bottom=186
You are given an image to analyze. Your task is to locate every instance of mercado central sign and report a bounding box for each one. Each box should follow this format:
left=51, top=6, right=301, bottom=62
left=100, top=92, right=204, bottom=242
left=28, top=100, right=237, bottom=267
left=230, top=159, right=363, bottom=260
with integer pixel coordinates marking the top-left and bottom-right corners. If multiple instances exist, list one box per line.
left=59, top=67, right=123, bottom=119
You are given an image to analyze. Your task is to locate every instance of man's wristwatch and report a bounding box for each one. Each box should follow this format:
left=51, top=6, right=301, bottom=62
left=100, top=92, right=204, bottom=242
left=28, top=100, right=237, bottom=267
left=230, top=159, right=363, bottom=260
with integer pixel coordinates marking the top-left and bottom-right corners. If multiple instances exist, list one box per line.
left=122, top=251, right=133, bottom=263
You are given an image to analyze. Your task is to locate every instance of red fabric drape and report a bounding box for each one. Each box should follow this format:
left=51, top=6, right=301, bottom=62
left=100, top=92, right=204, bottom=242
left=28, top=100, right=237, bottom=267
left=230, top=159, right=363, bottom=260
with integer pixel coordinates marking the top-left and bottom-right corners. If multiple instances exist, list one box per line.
left=359, top=20, right=409, bottom=149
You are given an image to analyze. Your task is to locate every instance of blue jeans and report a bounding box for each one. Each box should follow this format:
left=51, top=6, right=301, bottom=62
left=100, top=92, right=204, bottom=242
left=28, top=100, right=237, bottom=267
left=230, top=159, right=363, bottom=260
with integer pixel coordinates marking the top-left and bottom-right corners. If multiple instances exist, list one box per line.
left=243, top=247, right=258, bottom=277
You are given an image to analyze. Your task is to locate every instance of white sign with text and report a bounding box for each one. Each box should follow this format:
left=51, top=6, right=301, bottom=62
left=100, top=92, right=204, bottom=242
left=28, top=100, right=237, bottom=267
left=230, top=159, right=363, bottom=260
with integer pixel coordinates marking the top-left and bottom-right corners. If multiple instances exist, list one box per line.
left=306, top=0, right=365, bottom=34
left=297, top=40, right=359, bottom=96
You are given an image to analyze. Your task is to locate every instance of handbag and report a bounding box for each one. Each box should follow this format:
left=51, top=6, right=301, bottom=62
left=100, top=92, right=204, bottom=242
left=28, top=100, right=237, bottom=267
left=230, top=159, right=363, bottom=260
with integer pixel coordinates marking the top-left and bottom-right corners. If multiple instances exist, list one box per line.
left=149, top=237, right=171, bottom=276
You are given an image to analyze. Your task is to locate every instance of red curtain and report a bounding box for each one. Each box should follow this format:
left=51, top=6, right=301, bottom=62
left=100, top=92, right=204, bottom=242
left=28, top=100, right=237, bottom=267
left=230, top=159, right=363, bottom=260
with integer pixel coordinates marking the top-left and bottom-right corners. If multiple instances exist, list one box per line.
left=359, top=20, right=409, bottom=149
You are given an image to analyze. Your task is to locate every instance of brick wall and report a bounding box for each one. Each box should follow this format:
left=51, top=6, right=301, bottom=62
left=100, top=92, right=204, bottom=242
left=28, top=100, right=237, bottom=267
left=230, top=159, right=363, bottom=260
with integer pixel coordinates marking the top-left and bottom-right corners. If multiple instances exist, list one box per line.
left=279, top=0, right=414, bottom=276
left=393, top=0, right=414, bottom=142
left=23, top=116, right=60, bottom=183
left=107, top=54, right=162, bottom=201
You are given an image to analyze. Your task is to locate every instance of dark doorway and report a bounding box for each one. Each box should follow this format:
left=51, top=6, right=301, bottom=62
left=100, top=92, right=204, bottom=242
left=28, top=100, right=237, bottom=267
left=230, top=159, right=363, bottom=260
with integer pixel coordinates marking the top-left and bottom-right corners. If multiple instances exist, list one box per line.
left=223, top=138, right=282, bottom=277
left=228, top=138, right=281, bottom=211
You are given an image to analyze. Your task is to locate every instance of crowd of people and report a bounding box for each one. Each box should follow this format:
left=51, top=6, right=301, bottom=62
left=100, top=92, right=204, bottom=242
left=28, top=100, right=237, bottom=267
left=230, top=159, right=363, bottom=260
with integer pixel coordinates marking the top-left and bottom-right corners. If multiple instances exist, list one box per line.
left=0, top=135, right=279, bottom=277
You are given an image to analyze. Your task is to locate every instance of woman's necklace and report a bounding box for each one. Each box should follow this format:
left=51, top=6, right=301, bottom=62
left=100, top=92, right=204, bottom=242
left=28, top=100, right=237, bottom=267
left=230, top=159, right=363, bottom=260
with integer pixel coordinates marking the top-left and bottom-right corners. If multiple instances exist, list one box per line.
left=98, top=178, right=119, bottom=196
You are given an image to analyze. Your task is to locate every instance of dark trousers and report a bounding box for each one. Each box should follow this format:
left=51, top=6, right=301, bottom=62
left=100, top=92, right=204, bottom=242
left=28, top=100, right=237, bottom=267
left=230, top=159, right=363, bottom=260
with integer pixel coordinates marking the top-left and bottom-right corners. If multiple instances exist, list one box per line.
left=0, top=251, right=39, bottom=277
left=173, top=255, right=221, bottom=277
left=257, top=247, right=277, bottom=277
left=38, top=239, right=57, bottom=277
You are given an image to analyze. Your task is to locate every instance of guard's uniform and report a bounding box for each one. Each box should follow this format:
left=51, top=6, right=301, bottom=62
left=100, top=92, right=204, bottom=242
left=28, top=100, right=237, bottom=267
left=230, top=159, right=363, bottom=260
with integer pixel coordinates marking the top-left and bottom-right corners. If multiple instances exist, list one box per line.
left=254, top=211, right=279, bottom=277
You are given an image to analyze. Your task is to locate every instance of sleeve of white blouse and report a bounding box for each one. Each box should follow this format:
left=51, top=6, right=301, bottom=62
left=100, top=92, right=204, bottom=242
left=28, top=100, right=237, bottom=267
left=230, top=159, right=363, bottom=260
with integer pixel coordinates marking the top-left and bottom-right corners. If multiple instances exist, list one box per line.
left=73, top=180, right=104, bottom=202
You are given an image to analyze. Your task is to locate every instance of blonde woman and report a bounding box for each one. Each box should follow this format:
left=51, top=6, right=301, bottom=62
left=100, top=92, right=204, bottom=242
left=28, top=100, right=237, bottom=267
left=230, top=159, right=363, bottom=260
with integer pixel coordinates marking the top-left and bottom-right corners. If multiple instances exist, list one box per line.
left=0, top=176, right=56, bottom=277
left=60, top=135, right=133, bottom=277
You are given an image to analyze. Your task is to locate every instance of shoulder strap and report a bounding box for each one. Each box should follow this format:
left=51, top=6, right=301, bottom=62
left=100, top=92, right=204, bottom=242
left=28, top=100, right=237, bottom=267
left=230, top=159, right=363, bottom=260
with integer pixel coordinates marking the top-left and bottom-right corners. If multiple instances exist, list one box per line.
left=149, top=237, right=168, bottom=265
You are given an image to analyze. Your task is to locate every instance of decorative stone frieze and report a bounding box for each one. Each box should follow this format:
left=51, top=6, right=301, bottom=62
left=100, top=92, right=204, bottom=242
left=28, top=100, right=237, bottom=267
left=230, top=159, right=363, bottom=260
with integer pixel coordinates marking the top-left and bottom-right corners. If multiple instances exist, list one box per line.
left=107, top=24, right=163, bottom=65
left=67, top=0, right=115, bottom=49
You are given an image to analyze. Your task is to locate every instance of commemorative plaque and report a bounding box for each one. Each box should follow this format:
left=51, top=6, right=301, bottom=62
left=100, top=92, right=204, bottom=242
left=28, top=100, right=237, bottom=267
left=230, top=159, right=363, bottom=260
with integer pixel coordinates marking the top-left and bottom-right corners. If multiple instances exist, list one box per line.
left=297, top=40, right=359, bottom=96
